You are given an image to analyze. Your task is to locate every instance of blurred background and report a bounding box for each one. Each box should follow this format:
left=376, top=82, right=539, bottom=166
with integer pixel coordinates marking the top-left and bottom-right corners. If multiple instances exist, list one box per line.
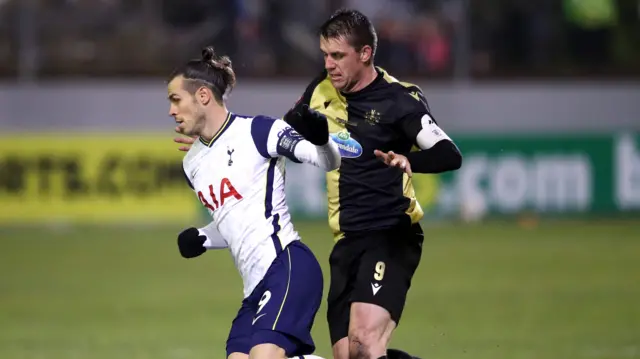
left=2, top=0, right=640, bottom=78
left=1, top=1, right=639, bottom=359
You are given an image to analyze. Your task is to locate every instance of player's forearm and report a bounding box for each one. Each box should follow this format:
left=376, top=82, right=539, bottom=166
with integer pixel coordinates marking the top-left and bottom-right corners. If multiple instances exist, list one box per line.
left=293, top=139, right=341, bottom=171
left=198, top=221, right=228, bottom=249
left=406, top=140, right=462, bottom=173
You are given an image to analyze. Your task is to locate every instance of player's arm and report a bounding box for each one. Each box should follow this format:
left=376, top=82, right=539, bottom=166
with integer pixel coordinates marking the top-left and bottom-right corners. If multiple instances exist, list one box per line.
left=376, top=87, right=462, bottom=175
left=251, top=115, right=341, bottom=172
left=176, top=222, right=228, bottom=259
left=179, top=166, right=228, bottom=258
left=401, top=111, right=461, bottom=174
left=198, top=221, right=228, bottom=249
left=273, top=118, right=341, bottom=171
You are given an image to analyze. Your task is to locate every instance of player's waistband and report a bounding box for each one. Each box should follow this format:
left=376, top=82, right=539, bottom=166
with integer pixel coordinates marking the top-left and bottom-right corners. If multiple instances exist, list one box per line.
left=334, top=212, right=414, bottom=235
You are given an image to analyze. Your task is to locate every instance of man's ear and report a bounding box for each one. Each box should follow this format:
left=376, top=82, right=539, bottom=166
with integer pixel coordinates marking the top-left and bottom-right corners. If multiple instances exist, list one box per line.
left=197, top=86, right=211, bottom=105
left=360, top=45, right=373, bottom=63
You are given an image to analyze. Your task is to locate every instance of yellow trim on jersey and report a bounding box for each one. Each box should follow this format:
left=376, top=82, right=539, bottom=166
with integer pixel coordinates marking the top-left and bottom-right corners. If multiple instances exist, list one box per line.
left=272, top=246, right=291, bottom=330
left=403, top=173, right=424, bottom=224
left=310, top=77, right=346, bottom=241
left=378, top=66, right=421, bottom=90
left=199, top=111, right=232, bottom=147
left=380, top=68, right=425, bottom=224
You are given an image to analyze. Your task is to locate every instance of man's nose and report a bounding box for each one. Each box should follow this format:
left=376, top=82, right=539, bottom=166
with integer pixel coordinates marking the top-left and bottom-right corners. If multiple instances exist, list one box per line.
left=325, top=57, right=336, bottom=70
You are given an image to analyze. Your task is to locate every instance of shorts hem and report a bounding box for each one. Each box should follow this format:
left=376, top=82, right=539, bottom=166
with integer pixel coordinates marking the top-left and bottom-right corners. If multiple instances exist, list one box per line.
left=250, top=329, right=312, bottom=357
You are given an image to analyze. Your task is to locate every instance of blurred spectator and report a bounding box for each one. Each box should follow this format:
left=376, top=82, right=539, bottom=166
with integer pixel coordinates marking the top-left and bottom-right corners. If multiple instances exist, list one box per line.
left=563, top=0, right=618, bottom=69
left=344, top=0, right=416, bottom=75
left=0, top=0, right=638, bottom=79
left=497, top=0, right=555, bottom=72
left=413, top=14, right=451, bottom=74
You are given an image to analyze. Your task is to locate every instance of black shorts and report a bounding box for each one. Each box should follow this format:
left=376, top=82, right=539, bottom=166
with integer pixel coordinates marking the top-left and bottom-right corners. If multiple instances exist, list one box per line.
left=326, top=223, right=424, bottom=345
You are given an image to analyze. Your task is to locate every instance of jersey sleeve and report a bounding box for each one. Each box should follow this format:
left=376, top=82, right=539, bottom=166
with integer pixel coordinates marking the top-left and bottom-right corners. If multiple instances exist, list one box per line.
left=394, top=85, right=452, bottom=149
left=251, top=115, right=304, bottom=163
left=251, top=115, right=341, bottom=170
left=182, top=166, right=194, bottom=190
left=198, top=221, right=228, bottom=249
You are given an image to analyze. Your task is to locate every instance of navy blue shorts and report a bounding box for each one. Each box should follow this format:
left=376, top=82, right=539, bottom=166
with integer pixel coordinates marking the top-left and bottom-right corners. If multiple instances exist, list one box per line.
left=226, top=240, right=323, bottom=357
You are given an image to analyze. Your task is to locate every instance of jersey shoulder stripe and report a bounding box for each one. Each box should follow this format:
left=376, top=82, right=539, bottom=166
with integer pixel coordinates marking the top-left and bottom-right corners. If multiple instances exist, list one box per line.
left=251, top=115, right=277, bottom=159
left=299, top=69, right=330, bottom=107
left=264, top=158, right=282, bottom=253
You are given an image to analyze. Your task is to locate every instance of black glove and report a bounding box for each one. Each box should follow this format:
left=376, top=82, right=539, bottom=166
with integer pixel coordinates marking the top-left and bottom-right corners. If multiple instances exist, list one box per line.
left=177, top=227, right=207, bottom=258
left=283, top=103, right=329, bottom=146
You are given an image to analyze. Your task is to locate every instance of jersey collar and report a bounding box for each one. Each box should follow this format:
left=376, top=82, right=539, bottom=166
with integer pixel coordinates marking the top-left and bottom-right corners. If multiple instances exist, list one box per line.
left=199, top=112, right=235, bottom=147
left=341, top=68, right=385, bottom=99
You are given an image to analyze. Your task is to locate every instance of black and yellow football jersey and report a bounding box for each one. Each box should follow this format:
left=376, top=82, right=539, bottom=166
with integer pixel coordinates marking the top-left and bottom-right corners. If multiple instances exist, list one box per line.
left=297, top=68, right=434, bottom=241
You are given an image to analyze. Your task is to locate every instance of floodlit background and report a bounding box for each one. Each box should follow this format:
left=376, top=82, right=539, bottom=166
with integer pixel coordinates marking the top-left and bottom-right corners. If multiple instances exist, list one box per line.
left=1, top=1, right=639, bottom=359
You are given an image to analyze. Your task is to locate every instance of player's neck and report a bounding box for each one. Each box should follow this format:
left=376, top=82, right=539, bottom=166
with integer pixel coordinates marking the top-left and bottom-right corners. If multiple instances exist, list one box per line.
left=200, top=105, right=230, bottom=142
left=346, top=66, right=378, bottom=93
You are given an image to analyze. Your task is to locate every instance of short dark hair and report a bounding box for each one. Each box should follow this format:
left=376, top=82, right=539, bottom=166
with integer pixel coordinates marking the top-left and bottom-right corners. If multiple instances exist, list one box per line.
left=169, top=46, right=236, bottom=104
left=319, top=9, right=378, bottom=58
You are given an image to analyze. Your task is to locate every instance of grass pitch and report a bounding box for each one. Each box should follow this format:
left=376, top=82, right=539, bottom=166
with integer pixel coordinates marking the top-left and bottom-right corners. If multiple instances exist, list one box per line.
left=1, top=219, right=639, bottom=359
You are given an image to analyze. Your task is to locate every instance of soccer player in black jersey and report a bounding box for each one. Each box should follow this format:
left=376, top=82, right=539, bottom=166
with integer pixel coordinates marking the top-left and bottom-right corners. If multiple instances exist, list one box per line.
left=175, top=9, right=462, bottom=359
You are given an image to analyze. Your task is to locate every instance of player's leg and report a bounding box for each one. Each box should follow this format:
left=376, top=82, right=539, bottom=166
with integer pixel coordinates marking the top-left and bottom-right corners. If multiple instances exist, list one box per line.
left=249, top=240, right=324, bottom=358
left=348, top=224, right=424, bottom=359
left=249, top=343, right=286, bottom=358
left=248, top=343, right=327, bottom=359
left=226, top=303, right=325, bottom=359
left=347, top=302, right=394, bottom=358
left=327, top=234, right=365, bottom=359
left=226, top=296, right=256, bottom=359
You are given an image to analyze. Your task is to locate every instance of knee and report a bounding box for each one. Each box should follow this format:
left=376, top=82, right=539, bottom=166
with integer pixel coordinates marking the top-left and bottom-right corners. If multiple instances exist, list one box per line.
left=347, top=303, right=395, bottom=359
left=348, top=325, right=386, bottom=359
left=248, top=343, right=286, bottom=359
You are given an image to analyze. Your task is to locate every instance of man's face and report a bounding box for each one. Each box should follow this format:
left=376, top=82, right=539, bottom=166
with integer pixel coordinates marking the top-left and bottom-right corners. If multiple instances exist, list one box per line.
left=320, top=36, right=369, bottom=92
left=167, top=76, right=206, bottom=136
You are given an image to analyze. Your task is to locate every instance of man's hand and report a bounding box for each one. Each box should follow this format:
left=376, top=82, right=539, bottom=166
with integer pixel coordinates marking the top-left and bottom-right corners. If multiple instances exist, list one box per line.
left=174, top=126, right=196, bottom=152
left=374, top=150, right=413, bottom=177
left=177, top=227, right=207, bottom=258
left=283, top=103, right=329, bottom=146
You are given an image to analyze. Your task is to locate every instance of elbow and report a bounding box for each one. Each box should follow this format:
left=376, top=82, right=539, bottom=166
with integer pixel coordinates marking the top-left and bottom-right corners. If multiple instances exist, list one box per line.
left=330, top=156, right=342, bottom=171
left=434, top=142, right=462, bottom=173
left=321, top=140, right=342, bottom=172
left=451, top=150, right=462, bottom=170
left=443, top=140, right=462, bottom=171
left=321, top=154, right=341, bottom=172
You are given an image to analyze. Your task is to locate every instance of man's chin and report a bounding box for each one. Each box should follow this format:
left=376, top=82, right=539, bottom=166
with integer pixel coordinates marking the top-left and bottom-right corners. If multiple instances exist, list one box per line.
left=330, top=78, right=346, bottom=90
left=177, top=126, right=193, bottom=136
left=332, top=79, right=355, bottom=92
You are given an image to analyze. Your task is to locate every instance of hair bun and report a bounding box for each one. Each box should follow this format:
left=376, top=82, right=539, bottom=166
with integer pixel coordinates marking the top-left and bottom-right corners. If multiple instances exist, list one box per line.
left=201, top=46, right=216, bottom=62
left=201, top=46, right=232, bottom=70
left=217, top=56, right=232, bottom=68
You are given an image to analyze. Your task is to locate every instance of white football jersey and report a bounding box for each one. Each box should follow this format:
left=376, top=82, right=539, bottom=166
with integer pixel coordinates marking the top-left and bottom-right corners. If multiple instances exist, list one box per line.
left=183, top=112, right=340, bottom=297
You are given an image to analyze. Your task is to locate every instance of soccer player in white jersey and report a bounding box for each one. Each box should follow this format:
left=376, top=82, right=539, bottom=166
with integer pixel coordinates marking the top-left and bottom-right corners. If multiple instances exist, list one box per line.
left=167, top=46, right=340, bottom=359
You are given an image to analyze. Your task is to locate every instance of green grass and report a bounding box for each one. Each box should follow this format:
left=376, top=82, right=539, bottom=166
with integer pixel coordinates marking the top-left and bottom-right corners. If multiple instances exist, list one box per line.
left=1, top=219, right=639, bottom=359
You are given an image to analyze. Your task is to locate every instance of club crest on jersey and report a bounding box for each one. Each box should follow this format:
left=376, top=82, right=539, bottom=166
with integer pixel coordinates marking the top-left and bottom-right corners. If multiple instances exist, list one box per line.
left=227, top=147, right=234, bottom=166
left=330, top=131, right=363, bottom=158
left=364, top=109, right=381, bottom=125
